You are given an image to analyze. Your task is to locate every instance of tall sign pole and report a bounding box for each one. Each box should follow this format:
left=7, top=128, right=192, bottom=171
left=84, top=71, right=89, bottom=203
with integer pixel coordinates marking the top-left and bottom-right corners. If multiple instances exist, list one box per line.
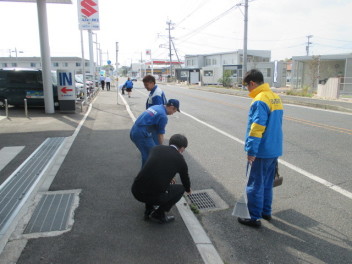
left=242, top=0, right=248, bottom=80
left=77, top=0, right=100, bottom=102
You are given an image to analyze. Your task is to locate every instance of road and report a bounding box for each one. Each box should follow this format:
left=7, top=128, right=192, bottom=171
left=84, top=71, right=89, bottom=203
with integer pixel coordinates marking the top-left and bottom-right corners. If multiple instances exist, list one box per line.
left=126, top=80, right=352, bottom=264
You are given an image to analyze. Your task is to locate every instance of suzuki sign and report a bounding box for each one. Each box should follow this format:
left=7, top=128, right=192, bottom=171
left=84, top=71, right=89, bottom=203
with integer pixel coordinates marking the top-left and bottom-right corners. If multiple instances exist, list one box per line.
left=78, top=0, right=100, bottom=30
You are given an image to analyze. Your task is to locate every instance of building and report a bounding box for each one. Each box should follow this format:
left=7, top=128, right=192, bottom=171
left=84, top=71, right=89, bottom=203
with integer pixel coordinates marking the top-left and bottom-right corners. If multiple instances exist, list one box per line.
left=129, top=60, right=183, bottom=81
left=291, top=53, right=352, bottom=95
left=176, top=50, right=287, bottom=87
left=0, top=56, right=94, bottom=75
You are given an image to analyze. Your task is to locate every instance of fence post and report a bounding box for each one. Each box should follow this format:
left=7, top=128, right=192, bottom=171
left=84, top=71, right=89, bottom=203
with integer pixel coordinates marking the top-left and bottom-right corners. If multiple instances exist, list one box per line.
left=24, top=99, right=28, bottom=117
left=5, top=99, right=8, bottom=118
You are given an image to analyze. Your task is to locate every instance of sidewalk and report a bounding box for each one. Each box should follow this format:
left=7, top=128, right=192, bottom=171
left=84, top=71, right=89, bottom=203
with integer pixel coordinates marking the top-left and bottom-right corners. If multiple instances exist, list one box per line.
left=0, top=90, right=205, bottom=264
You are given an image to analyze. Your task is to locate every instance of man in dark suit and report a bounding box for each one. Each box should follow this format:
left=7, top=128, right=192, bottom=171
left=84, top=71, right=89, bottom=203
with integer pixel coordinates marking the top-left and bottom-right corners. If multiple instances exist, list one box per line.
left=131, top=134, right=192, bottom=224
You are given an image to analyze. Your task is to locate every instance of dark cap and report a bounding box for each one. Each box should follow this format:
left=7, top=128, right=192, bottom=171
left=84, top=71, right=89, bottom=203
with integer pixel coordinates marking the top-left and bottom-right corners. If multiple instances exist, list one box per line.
left=167, top=99, right=180, bottom=112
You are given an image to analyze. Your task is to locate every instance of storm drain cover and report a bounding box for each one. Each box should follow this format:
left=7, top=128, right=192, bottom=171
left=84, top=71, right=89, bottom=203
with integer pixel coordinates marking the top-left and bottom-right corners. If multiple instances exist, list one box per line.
left=185, top=189, right=229, bottom=212
left=24, top=190, right=80, bottom=234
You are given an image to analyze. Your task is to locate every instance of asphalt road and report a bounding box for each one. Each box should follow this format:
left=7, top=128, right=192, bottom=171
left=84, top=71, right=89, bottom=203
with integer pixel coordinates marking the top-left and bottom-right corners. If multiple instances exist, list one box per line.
left=126, top=80, right=352, bottom=264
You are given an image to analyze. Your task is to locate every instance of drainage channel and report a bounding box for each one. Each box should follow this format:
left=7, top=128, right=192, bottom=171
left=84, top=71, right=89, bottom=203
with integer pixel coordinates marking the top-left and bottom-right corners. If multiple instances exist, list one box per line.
left=0, top=137, right=65, bottom=237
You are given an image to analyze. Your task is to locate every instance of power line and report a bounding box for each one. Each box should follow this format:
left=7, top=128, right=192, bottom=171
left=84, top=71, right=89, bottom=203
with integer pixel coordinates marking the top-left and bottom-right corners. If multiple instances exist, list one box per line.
left=175, top=0, right=211, bottom=26
left=177, top=4, right=239, bottom=44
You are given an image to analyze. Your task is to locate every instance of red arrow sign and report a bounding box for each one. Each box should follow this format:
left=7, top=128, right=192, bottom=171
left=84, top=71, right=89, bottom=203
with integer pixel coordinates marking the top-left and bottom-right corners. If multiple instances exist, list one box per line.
left=61, top=87, right=73, bottom=94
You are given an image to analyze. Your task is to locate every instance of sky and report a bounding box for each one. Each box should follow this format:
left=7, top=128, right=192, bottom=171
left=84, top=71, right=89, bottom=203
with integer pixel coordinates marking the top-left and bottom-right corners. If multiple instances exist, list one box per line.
left=0, top=0, right=351, bottom=67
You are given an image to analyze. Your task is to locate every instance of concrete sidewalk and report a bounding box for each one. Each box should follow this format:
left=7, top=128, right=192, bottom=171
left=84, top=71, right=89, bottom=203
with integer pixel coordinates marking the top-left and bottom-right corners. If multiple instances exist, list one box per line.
left=0, top=90, right=207, bottom=264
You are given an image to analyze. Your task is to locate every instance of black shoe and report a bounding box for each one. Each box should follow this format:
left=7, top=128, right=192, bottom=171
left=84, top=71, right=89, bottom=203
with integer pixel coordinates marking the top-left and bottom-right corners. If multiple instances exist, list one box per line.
left=262, top=214, right=272, bottom=221
left=144, top=209, right=154, bottom=221
left=237, top=217, right=261, bottom=227
left=151, top=211, right=175, bottom=224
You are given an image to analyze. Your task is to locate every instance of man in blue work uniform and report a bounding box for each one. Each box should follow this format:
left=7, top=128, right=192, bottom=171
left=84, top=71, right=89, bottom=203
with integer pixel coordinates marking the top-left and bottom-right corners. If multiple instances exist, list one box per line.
left=143, top=75, right=167, bottom=109
left=238, top=69, right=283, bottom=228
left=130, top=99, right=180, bottom=167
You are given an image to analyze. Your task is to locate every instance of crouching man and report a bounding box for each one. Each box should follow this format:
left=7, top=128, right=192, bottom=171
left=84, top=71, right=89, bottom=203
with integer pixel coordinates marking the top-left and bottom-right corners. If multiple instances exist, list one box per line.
left=131, top=134, right=191, bottom=224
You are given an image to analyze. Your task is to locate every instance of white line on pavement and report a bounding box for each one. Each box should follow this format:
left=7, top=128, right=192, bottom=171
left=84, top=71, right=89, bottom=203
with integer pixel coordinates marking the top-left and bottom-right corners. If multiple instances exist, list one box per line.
left=181, top=110, right=352, bottom=200
left=0, top=146, right=25, bottom=172
left=137, top=89, right=352, bottom=199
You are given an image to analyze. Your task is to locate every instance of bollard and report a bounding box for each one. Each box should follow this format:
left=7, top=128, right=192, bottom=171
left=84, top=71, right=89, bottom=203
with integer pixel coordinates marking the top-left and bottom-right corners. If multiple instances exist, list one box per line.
left=5, top=99, right=8, bottom=118
left=24, top=99, right=28, bottom=117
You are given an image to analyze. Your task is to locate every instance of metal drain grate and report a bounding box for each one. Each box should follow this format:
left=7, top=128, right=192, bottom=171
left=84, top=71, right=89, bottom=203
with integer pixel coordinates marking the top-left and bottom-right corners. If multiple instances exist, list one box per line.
left=185, top=189, right=229, bottom=213
left=24, top=191, right=76, bottom=234
left=187, top=192, right=216, bottom=209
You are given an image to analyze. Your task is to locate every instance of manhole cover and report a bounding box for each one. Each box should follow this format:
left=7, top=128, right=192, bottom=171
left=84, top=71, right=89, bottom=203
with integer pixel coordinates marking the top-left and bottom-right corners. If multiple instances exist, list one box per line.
left=185, top=189, right=228, bottom=213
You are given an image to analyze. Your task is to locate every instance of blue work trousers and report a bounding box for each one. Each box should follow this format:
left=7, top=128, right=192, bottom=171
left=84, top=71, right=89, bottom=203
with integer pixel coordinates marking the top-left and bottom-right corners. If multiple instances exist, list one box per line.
left=246, top=157, right=277, bottom=220
left=130, top=126, right=158, bottom=167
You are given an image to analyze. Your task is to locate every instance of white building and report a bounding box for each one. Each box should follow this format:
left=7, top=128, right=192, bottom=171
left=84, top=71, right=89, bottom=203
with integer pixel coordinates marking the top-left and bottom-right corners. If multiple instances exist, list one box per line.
left=0, top=56, right=94, bottom=75
left=177, top=50, right=287, bottom=87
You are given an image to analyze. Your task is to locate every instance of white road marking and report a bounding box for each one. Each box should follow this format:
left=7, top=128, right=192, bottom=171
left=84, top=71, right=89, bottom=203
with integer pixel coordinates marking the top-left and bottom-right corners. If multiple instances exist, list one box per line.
left=136, top=88, right=352, bottom=200
left=0, top=146, right=25, bottom=172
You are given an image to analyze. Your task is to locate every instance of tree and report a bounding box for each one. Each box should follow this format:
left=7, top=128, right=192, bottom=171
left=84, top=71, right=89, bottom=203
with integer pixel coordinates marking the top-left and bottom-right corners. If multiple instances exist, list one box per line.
left=307, top=55, right=320, bottom=91
left=218, top=70, right=232, bottom=87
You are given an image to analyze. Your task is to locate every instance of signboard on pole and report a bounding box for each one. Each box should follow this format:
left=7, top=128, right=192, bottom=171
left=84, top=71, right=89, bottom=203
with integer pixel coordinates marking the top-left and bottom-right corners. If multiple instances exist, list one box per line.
left=57, top=70, right=75, bottom=100
left=78, top=0, right=100, bottom=30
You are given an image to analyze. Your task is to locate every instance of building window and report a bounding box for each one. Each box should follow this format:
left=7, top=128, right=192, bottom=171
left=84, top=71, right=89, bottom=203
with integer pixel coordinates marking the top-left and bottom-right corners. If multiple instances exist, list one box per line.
left=180, top=71, right=189, bottom=77
left=266, top=68, right=271, bottom=77
left=85, top=62, right=89, bottom=67
left=53, top=62, right=59, bottom=67
left=11, top=63, right=17, bottom=67
left=204, top=70, right=213, bottom=76
left=76, top=62, right=81, bottom=67
left=63, top=62, right=68, bottom=67
left=2, top=63, right=7, bottom=67
left=30, top=62, right=36, bottom=67
left=212, top=59, right=217, bottom=65
left=206, top=59, right=211, bottom=66
left=186, top=60, right=191, bottom=66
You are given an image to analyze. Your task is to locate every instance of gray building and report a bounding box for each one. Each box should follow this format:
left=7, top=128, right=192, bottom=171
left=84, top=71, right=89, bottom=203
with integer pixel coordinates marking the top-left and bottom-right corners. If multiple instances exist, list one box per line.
left=291, top=53, right=352, bottom=95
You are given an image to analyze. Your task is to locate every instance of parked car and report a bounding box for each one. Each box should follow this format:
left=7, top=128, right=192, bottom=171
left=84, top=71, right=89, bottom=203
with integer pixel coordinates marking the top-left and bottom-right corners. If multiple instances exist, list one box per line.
left=0, top=68, right=59, bottom=108
left=131, top=77, right=137, bottom=82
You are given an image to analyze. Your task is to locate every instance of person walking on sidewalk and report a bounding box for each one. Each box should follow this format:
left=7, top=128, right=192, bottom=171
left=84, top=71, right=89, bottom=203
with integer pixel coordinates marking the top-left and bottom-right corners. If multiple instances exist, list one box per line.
left=124, top=77, right=134, bottom=98
left=143, top=75, right=167, bottom=109
left=131, top=134, right=191, bottom=224
left=130, top=99, right=180, bottom=167
left=100, top=75, right=105, bottom=90
left=238, top=69, right=283, bottom=228
left=105, top=75, right=111, bottom=91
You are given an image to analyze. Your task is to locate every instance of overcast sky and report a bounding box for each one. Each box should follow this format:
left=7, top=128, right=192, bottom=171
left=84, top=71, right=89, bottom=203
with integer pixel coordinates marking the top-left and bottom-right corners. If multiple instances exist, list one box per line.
left=0, top=0, right=351, bottom=67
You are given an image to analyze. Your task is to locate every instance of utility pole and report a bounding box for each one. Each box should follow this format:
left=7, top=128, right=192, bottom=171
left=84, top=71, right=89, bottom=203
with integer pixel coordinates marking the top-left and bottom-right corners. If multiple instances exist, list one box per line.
left=166, top=20, right=174, bottom=79
left=306, top=35, right=313, bottom=56
left=242, top=0, right=248, bottom=80
left=171, top=40, right=182, bottom=68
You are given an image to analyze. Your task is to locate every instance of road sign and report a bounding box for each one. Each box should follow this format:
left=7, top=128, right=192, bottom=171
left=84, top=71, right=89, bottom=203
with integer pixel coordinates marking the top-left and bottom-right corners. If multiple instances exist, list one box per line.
left=57, top=71, right=75, bottom=100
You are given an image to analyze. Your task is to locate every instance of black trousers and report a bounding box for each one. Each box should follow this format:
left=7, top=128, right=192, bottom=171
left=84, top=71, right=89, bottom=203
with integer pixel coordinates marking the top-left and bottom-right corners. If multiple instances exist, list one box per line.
left=132, top=184, right=185, bottom=212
